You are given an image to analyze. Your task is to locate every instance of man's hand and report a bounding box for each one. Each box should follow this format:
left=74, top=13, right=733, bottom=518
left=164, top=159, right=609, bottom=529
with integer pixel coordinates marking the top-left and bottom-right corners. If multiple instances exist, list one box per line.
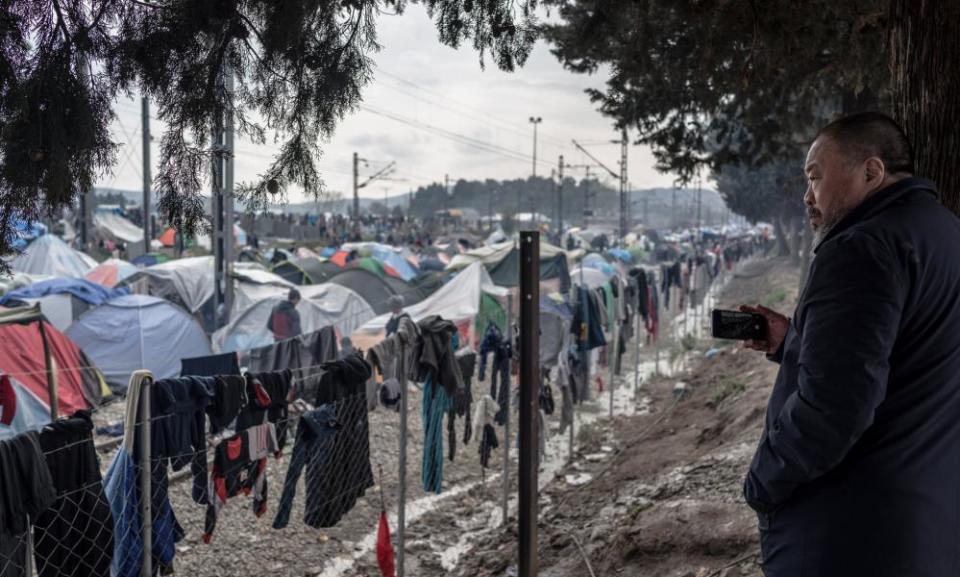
left=740, top=304, right=789, bottom=355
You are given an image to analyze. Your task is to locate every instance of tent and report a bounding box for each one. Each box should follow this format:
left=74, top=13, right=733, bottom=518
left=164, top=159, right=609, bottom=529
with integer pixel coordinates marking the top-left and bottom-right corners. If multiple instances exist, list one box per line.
left=212, top=283, right=376, bottom=353
left=355, top=257, right=386, bottom=277
left=411, top=271, right=447, bottom=299
left=446, top=240, right=573, bottom=271
left=354, top=262, right=507, bottom=342
left=230, top=268, right=296, bottom=319
left=131, top=252, right=170, bottom=267
left=93, top=211, right=146, bottom=257
left=122, top=256, right=214, bottom=314
left=0, top=278, right=129, bottom=331
left=328, top=268, right=423, bottom=315
left=11, top=220, right=48, bottom=251
left=0, top=305, right=107, bottom=420
left=11, top=235, right=98, bottom=278
left=158, top=227, right=178, bottom=247
left=85, top=258, right=139, bottom=288
left=66, top=295, right=211, bottom=393
left=486, top=247, right=571, bottom=292
left=0, top=272, right=52, bottom=296
left=581, top=253, right=617, bottom=278
left=270, top=257, right=341, bottom=285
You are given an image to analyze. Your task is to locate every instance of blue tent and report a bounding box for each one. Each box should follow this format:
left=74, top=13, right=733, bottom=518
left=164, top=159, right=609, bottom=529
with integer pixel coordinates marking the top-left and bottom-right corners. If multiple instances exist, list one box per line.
left=607, top=248, right=633, bottom=264
left=66, top=295, right=211, bottom=393
left=372, top=246, right=418, bottom=281
left=582, top=253, right=617, bottom=278
left=11, top=220, right=48, bottom=250
left=0, top=278, right=129, bottom=307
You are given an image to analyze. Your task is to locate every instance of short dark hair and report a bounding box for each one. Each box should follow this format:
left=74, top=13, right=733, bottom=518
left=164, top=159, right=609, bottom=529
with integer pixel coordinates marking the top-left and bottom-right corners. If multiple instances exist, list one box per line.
left=288, top=288, right=301, bottom=301
left=816, top=112, right=914, bottom=175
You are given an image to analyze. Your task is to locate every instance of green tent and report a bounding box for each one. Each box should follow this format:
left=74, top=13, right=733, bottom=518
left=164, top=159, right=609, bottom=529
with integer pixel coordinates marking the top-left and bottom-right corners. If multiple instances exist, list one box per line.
left=475, top=293, right=507, bottom=341
left=486, top=248, right=571, bottom=292
left=355, top=257, right=386, bottom=277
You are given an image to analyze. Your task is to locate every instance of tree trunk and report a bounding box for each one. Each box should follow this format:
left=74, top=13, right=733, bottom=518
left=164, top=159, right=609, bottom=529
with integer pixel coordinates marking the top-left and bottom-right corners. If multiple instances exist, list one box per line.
left=889, top=0, right=960, bottom=216
left=774, top=216, right=791, bottom=257
left=788, top=215, right=802, bottom=267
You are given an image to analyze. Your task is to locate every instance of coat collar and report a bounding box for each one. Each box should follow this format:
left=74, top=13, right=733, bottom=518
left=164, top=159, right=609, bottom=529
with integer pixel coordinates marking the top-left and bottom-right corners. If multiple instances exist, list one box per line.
left=813, top=176, right=939, bottom=253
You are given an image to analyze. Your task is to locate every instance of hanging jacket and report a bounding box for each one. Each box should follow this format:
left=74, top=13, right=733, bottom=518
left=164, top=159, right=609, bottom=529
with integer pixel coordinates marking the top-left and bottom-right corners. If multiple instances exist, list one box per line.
left=151, top=376, right=215, bottom=505
left=272, top=405, right=339, bottom=529
left=0, top=429, right=56, bottom=577
left=33, top=411, right=113, bottom=577
left=478, top=324, right=511, bottom=426
left=417, top=316, right=464, bottom=397
left=571, top=287, right=605, bottom=351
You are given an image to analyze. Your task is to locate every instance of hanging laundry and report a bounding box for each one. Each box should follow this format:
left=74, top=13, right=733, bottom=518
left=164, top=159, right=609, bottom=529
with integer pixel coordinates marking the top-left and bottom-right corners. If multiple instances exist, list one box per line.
left=473, top=394, right=499, bottom=469
left=246, top=326, right=337, bottom=402
left=367, top=317, right=419, bottom=411
left=105, top=371, right=180, bottom=577
left=272, top=405, right=338, bottom=529
left=421, top=376, right=452, bottom=493
left=247, top=371, right=293, bottom=451
left=33, top=411, right=114, bottom=577
left=150, top=376, right=215, bottom=505
left=417, top=316, right=465, bottom=397
left=207, top=375, right=247, bottom=434
left=478, top=323, right=511, bottom=426
left=292, top=354, right=374, bottom=527
left=571, top=287, right=606, bottom=352
left=181, top=351, right=240, bottom=378
left=0, top=430, right=56, bottom=577
left=376, top=511, right=396, bottom=577
left=446, top=347, right=476, bottom=461
left=203, top=422, right=278, bottom=543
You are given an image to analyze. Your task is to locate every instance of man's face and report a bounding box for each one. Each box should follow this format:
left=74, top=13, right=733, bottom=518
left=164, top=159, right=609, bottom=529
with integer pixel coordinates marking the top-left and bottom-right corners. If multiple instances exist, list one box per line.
left=803, top=136, right=869, bottom=244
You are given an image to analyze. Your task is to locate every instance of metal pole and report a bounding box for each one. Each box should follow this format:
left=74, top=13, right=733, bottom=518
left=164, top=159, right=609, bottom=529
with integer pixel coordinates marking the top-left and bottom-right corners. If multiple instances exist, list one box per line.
left=397, top=340, right=408, bottom=577
left=608, top=308, right=617, bottom=419
left=557, top=156, right=564, bottom=238
left=141, top=97, right=152, bottom=253
left=223, top=69, right=235, bottom=321
left=139, top=376, right=153, bottom=577
left=502, top=292, right=513, bottom=526
left=634, top=291, right=642, bottom=400
left=37, top=319, right=58, bottom=420
left=518, top=231, right=540, bottom=577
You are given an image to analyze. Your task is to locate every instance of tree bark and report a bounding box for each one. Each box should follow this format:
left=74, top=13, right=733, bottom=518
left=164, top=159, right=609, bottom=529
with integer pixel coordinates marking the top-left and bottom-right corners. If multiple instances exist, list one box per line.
left=889, top=0, right=960, bottom=216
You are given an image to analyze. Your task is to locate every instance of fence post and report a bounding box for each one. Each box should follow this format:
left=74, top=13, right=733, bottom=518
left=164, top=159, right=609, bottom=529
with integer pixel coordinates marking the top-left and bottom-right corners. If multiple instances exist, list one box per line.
left=139, top=376, right=153, bottom=577
left=397, top=340, right=408, bottom=577
left=518, top=231, right=540, bottom=577
left=609, top=315, right=617, bottom=419
left=634, top=297, right=642, bottom=400
left=37, top=320, right=58, bottom=421
left=501, top=292, right=513, bottom=526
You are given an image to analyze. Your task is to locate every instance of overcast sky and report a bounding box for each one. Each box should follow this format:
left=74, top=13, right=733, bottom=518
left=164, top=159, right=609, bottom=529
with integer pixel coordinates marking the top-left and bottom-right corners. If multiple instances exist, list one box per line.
left=98, top=5, right=680, bottom=203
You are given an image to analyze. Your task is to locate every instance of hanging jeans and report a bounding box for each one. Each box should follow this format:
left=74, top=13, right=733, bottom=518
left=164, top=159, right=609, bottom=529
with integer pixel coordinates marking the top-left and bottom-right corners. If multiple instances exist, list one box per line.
left=422, top=377, right=452, bottom=494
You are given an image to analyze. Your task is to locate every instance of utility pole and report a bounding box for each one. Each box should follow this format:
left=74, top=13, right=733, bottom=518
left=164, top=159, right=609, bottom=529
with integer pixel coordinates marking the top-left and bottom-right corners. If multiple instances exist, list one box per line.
left=444, top=173, right=450, bottom=213
left=671, top=187, right=677, bottom=229
left=529, top=117, right=542, bottom=177
left=142, top=96, right=152, bottom=253
left=557, top=155, right=564, bottom=236
left=583, top=166, right=592, bottom=229
left=353, top=152, right=360, bottom=219
left=696, top=175, right=703, bottom=242
left=618, top=128, right=628, bottom=247
left=211, top=63, right=235, bottom=329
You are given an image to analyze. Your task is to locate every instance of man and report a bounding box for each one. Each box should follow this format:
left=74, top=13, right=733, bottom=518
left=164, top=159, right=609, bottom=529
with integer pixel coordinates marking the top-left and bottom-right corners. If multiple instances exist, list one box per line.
left=384, top=295, right=409, bottom=336
left=742, top=112, right=960, bottom=576
left=267, top=289, right=302, bottom=342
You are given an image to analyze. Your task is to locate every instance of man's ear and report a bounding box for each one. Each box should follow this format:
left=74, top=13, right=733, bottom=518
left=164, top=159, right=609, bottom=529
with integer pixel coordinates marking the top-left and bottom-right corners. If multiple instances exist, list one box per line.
left=864, top=157, right=886, bottom=188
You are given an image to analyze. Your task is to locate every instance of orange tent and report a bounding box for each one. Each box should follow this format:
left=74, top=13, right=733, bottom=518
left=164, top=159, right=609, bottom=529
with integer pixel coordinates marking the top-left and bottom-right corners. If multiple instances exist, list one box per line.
left=159, top=228, right=177, bottom=247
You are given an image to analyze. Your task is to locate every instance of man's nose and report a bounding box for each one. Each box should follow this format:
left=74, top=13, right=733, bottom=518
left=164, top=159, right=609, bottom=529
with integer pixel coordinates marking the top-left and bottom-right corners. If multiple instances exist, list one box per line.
left=803, top=184, right=815, bottom=207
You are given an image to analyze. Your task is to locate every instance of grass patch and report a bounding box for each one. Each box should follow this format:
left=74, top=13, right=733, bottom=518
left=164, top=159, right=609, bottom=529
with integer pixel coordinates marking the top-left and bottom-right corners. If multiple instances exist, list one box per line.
left=713, top=379, right=746, bottom=405
left=577, top=421, right=604, bottom=446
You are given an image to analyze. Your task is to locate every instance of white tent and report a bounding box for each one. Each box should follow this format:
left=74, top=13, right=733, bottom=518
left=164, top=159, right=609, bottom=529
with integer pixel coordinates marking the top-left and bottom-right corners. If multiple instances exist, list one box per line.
left=125, top=256, right=214, bottom=314
left=66, top=294, right=211, bottom=392
left=93, top=211, right=144, bottom=245
left=354, top=262, right=506, bottom=342
left=213, top=283, right=376, bottom=353
left=11, top=235, right=97, bottom=278
left=231, top=268, right=296, bottom=319
left=445, top=240, right=575, bottom=271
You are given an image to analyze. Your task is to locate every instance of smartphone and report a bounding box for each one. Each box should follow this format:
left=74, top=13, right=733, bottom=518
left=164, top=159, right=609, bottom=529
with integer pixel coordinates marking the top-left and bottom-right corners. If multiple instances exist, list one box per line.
left=711, top=309, right=766, bottom=340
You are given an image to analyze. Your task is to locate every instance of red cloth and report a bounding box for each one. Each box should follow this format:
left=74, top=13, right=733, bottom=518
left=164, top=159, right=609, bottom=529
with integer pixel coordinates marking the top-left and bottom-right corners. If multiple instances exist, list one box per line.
left=0, top=374, right=16, bottom=425
left=376, top=511, right=396, bottom=577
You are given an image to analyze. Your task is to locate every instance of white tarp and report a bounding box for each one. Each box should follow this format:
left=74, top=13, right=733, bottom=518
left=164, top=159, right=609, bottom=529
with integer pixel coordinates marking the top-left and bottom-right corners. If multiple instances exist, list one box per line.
left=0, top=272, right=53, bottom=296
left=11, top=235, right=97, bottom=278
left=570, top=267, right=609, bottom=290
left=213, top=283, right=376, bottom=353
left=93, top=212, right=144, bottom=244
left=131, top=256, right=214, bottom=313
left=66, top=294, right=211, bottom=391
left=21, top=294, right=74, bottom=332
left=355, top=262, right=506, bottom=335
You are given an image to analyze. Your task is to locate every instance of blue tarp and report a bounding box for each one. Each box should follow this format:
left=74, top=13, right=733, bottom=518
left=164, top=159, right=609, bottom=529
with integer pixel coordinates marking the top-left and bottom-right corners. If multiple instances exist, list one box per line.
left=0, top=278, right=129, bottom=307
left=582, top=253, right=617, bottom=278
left=607, top=248, right=633, bottom=264
left=11, top=220, right=47, bottom=250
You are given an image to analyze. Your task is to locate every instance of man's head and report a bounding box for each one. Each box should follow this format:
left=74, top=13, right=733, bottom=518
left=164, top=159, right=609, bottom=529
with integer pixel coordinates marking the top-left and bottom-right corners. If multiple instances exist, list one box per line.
left=288, top=288, right=301, bottom=305
left=804, top=112, right=914, bottom=244
left=388, top=295, right=405, bottom=315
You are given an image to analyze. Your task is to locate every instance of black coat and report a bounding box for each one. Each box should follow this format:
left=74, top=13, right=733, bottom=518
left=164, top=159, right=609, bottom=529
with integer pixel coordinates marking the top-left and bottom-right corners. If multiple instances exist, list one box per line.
left=745, top=178, right=960, bottom=576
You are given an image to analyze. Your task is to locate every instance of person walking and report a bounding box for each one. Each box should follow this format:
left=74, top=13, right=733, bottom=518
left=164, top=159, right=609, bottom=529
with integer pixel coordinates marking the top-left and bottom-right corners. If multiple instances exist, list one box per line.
left=267, top=289, right=302, bottom=342
left=741, top=112, right=960, bottom=576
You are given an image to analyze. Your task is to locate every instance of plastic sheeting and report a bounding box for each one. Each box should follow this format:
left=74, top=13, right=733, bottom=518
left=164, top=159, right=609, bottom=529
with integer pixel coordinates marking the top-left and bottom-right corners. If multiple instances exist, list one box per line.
left=355, top=262, right=507, bottom=336
left=93, top=211, right=144, bottom=244
left=570, top=267, right=610, bottom=290
left=86, top=258, right=139, bottom=288
left=0, top=278, right=129, bottom=307
left=213, top=283, right=376, bottom=353
left=10, top=235, right=98, bottom=278
left=123, top=256, right=214, bottom=314
left=66, top=295, right=211, bottom=392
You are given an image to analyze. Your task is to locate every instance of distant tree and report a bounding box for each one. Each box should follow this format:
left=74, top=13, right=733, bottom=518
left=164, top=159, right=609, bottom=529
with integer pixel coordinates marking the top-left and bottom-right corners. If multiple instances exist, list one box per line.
left=390, top=204, right=404, bottom=219
left=368, top=201, right=387, bottom=216
left=0, top=0, right=538, bottom=259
